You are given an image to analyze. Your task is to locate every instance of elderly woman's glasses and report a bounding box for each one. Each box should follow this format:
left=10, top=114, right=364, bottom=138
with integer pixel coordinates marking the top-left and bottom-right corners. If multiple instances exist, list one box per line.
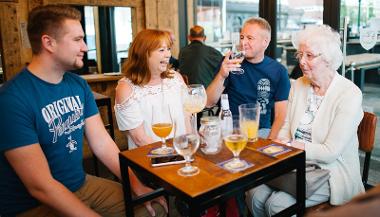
left=294, top=52, right=321, bottom=62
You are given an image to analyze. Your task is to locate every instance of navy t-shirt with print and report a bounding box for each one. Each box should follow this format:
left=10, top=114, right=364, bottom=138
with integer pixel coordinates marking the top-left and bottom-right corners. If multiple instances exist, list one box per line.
left=224, top=56, right=290, bottom=129
left=0, top=68, right=98, bottom=216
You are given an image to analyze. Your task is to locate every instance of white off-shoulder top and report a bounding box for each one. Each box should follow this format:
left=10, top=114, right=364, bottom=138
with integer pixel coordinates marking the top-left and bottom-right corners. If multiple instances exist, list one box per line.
left=115, top=73, right=187, bottom=149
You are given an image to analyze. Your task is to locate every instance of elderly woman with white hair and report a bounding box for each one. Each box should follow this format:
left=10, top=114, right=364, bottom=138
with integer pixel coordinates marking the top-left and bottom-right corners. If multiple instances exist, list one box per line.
left=245, top=24, right=364, bottom=217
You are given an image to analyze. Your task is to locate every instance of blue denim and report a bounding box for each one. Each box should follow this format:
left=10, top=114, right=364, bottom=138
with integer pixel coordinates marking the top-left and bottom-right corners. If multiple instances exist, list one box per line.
left=258, top=128, right=271, bottom=138
left=246, top=182, right=330, bottom=217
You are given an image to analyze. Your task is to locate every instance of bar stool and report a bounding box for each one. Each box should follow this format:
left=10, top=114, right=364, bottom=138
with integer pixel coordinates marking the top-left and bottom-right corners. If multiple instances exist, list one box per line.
left=91, top=91, right=115, bottom=176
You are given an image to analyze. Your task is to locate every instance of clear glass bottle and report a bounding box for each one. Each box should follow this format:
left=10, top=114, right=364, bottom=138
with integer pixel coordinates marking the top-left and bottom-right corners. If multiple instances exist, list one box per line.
left=219, top=94, right=233, bottom=137
left=199, top=116, right=222, bottom=155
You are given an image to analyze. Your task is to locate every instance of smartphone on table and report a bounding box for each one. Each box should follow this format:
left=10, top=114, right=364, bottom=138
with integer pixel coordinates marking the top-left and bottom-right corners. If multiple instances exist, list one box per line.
left=151, top=155, right=189, bottom=167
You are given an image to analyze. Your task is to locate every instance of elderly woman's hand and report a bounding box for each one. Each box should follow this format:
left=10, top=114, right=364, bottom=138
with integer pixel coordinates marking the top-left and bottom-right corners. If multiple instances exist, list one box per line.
left=290, top=140, right=305, bottom=150
left=272, top=137, right=292, bottom=146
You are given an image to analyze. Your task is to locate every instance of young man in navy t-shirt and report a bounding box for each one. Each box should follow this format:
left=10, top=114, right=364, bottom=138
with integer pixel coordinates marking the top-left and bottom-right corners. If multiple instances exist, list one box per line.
left=206, top=17, right=290, bottom=139
left=0, top=5, right=167, bottom=217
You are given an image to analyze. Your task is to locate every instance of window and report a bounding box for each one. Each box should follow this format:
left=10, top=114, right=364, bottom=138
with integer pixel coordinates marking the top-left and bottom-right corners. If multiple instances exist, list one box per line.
left=114, top=7, right=133, bottom=64
left=195, top=0, right=259, bottom=51
left=277, top=0, right=323, bottom=41
left=276, top=0, right=323, bottom=66
left=84, top=6, right=97, bottom=62
left=340, top=0, right=380, bottom=38
left=82, top=6, right=133, bottom=73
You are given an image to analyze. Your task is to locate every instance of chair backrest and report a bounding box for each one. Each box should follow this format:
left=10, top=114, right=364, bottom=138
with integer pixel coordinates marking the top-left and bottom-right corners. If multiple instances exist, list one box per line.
left=357, top=111, right=377, bottom=189
left=358, top=111, right=377, bottom=152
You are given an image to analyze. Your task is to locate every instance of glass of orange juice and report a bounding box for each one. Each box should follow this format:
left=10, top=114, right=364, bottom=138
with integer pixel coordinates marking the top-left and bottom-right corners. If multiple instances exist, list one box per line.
left=151, top=104, right=174, bottom=155
left=238, top=103, right=260, bottom=142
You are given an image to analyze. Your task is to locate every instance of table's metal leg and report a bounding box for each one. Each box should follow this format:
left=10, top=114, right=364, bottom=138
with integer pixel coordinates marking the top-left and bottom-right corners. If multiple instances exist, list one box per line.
left=119, top=154, right=134, bottom=217
left=350, top=65, right=355, bottom=82
left=296, top=152, right=306, bottom=217
left=188, top=202, right=202, bottom=217
left=360, top=69, right=365, bottom=90
left=220, top=201, right=226, bottom=217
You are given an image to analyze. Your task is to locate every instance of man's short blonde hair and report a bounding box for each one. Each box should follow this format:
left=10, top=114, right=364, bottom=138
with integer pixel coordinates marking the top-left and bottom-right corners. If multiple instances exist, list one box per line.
left=243, top=17, right=271, bottom=38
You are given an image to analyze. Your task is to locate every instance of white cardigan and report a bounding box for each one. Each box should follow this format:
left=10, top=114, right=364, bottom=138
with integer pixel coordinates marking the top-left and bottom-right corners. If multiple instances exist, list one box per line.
left=279, top=73, right=365, bottom=205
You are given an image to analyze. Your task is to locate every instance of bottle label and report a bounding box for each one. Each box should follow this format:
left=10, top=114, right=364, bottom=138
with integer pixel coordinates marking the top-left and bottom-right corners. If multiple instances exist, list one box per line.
left=221, top=94, right=230, bottom=110
left=221, top=116, right=233, bottom=137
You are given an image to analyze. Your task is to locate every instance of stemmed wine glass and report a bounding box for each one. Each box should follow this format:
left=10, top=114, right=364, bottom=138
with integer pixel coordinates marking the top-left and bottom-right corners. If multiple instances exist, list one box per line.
left=183, top=84, right=207, bottom=132
left=173, top=120, right=200, bottom=176
left=151, top=104, right=174, bottom=155
left=223, top=117, right=248, bottom=171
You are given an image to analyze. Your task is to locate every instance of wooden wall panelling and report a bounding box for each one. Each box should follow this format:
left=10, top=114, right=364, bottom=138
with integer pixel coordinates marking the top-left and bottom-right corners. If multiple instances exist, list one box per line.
left=144, top=0, right=179, bottom=57
left=187, top=0, right=194, bottom=35
left=134, top=2, right=145, bottom=34
left=0, top=3, right=23, bottom=80
left=159, top=0, right=179, bottom=57
left=19, top=1, right=31, bottom=65
left=144, top=0, right=158, bottom=29
left=28, top=0, right=43, bottom=11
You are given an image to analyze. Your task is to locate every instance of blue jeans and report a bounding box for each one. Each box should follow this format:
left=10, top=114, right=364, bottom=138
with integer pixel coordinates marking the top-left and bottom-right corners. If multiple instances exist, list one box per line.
left=246, top=182, right=330, bottom=217
left=259, top=128, right=271, bottom=138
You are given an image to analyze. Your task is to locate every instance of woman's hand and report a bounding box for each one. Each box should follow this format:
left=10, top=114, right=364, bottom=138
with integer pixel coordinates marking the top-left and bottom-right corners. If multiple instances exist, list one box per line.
left=134, top=184, right=168, bottom=216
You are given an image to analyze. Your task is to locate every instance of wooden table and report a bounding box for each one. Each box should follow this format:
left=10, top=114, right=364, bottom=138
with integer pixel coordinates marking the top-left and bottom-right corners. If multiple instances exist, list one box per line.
left=119, top=139, right=306, bottom=217
left=344, top=53, right=380, bottom=90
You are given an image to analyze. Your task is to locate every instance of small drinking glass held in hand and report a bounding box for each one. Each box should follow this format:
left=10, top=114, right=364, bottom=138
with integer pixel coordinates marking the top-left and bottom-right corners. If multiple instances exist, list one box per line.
left=151, top=104, right=174, bottom=155
left=183, top=84, right=207, bottom=131
left=229, top=43, right=245, bottom=75
left=173, top=122, right=200, bottom=176
left=223, top=117, right=248, bottom=170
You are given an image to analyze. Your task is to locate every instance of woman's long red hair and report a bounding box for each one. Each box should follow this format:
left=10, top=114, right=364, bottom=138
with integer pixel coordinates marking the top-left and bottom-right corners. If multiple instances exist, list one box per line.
left=122, top=29, right=172, bottom=85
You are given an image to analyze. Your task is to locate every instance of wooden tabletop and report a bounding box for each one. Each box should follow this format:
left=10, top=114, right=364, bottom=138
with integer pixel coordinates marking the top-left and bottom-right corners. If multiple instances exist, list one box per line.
left=120, top=139, right=303, bottom=198
left=81, top=73, right=123, bottom=83
left=92, top=91, right=109, bottom=101
left=345, top=53, right=380, bottom=67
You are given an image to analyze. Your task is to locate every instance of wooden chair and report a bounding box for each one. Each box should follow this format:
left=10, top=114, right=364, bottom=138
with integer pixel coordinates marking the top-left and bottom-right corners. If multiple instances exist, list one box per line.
left=358, top=111, right=377, bottom=190
left=306, top=111, right=378, bottom=213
